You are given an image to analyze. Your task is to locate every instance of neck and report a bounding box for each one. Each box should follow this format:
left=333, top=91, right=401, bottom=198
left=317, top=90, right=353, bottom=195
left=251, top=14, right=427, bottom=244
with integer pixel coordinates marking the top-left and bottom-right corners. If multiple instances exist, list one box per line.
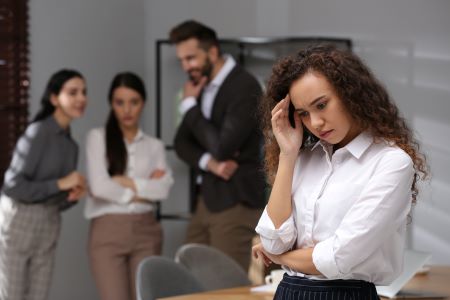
left=121, top=126, right=138, bottom=143
left=52, top=109, right=71, bottom=129
left=210, top=55, right=225, bottom=81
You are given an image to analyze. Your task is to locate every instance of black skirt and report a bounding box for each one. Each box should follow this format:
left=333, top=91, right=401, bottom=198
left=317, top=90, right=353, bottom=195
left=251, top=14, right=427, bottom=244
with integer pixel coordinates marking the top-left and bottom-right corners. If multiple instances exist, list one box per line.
left=274, top=273, right=380, bottom=300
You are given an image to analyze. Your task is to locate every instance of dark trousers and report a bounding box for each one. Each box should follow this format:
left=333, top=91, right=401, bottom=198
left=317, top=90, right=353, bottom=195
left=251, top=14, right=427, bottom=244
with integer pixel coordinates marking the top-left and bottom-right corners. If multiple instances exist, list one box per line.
left=274, top=274, right=380, bottom=300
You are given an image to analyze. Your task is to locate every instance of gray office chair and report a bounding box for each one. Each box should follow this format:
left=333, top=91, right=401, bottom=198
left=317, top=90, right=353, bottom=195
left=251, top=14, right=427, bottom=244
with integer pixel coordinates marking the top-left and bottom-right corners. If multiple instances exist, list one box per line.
left=136, top=256, right=205, bottom=300
left=175, top=243, right=251, bottom=291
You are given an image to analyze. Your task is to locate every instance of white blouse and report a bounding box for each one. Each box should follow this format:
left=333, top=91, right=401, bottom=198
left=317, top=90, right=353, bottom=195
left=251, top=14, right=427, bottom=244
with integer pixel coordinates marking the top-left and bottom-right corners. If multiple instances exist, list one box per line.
left=84, top=128, right=174, bottom=219
left=255, top=132, right=414, bottom=285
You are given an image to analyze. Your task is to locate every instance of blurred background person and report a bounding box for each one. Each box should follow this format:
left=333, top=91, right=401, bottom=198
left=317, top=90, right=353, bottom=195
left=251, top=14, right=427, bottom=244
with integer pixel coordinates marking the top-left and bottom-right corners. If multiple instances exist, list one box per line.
left=85, top=72, right=173, bottom=300
left=170, top=20, right=267, bottom=272
left=0, top=69, right=87, bottom=300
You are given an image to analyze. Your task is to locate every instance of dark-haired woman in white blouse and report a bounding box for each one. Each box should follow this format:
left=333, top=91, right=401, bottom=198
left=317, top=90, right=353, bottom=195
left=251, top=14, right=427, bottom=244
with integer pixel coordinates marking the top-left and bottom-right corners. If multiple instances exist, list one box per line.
left=85, top=72, right=173, bottom=300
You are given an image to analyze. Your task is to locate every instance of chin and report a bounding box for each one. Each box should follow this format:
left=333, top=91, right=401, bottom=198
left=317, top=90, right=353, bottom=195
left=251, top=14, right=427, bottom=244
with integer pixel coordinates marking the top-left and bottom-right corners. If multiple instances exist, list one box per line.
left=70, top=112, right=84, bottom=119
left=122, top=122, right=137, bottom=128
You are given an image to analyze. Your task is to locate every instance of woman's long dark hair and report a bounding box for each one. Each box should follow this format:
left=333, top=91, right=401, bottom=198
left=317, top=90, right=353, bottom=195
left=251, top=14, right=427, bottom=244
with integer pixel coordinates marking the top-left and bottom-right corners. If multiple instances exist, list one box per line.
left=106, top=72, right=146, bottom=176
left=32, top=69, right=84, bottom=123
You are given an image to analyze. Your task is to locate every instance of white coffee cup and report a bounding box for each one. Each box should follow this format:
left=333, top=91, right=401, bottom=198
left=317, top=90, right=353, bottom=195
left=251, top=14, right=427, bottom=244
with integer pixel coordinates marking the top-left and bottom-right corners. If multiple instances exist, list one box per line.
left=265, top=269, right=285, bottom=287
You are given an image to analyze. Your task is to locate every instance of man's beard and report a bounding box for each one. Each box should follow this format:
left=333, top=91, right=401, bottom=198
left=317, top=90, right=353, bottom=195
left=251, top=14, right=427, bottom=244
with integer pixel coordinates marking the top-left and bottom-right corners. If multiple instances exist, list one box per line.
left=188, top=58, right=213, bottom=85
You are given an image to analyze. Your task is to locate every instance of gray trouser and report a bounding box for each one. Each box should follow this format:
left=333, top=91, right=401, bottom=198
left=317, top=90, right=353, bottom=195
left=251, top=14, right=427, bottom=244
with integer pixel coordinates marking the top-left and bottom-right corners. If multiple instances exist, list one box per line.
left=0, top=194, right=61, bottom=300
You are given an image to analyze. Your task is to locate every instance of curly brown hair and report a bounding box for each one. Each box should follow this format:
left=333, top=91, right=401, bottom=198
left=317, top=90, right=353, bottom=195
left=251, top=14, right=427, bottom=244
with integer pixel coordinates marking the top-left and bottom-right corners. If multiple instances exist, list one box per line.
left=260, top=45, right=428, bottom=203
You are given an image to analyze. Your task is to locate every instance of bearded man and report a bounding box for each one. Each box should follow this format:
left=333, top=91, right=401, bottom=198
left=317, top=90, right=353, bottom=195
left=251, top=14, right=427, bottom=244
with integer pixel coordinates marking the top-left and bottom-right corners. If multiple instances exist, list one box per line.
left=169, top=20, right=266, bottom=271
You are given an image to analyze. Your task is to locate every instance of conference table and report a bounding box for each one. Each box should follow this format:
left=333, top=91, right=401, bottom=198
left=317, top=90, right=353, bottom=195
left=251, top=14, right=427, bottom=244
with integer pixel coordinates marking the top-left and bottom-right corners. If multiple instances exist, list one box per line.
left=159, top=266, right=450, bottom=300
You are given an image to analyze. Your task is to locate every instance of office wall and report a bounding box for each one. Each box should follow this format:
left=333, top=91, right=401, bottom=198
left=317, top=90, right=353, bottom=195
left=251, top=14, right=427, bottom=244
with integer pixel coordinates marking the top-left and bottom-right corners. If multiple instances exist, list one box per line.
left=29, top=0, right=145, bottom=299
left=27, top=1, right=450, bottom=299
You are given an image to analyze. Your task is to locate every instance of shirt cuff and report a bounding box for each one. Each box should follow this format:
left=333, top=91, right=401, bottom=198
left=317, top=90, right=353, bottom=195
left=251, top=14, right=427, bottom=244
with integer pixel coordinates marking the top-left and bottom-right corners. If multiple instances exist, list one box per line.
left=199, top=153, right=212, bottom=171
left=47, top=179, right=61, bottom=195
left=179, top=97, right=197, bottom=116
left=255, top=207, right=296, bottom=254
left=312, top=237, right=342, bottom=279
left=119, top=188, right=135, bottom=204
left=134, top=178, right=147, bottom=199
left=133, top=176, right=173, bottom=200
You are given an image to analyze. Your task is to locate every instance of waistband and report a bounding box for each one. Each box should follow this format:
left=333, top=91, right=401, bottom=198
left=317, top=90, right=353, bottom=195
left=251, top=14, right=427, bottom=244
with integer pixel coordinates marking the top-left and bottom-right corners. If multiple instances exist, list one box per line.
left=1, top=193, right=59, bottom=214
left=280, top=273, right=376, bottom=291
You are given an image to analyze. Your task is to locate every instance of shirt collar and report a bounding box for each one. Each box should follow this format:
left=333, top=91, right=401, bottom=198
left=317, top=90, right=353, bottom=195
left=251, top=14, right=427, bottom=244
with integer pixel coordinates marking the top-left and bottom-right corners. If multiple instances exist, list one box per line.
left=344, top=131, right=373, bottom=159
left=311, top=131, right=373, bottom=159
left=47, top=115, right=70, bottom=135
left=127, top=128, right=144, bottom=144
left=208, top=54, right=236, bottom=88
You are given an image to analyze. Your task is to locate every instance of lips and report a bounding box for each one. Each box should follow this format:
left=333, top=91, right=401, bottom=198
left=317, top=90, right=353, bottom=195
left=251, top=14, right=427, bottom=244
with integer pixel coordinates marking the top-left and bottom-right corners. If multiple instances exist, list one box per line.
left=319, top=130, right=333, bottom=139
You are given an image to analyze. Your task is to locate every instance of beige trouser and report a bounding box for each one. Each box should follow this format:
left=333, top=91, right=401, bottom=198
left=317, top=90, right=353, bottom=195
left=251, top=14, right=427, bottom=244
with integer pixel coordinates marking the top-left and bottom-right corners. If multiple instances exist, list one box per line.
left=185, top=198, right=263, bottom=272
left=88, top=212, right=162, bottom=300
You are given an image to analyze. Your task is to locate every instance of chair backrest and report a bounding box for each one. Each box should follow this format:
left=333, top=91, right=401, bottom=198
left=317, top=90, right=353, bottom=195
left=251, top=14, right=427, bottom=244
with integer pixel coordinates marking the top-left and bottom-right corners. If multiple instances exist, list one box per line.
left=136, top=256, right=205, bottom=300
left=175, top=243, right=251, bottom=291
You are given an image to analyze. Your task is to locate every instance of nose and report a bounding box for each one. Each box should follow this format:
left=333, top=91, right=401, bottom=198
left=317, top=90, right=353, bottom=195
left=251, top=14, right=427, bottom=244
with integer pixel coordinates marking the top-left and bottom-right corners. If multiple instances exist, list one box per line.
left=310, top=113, right=325, bottom=130
left=78, top=93, right=87, bottom=104
left=125, top=103, right=134, bottom=114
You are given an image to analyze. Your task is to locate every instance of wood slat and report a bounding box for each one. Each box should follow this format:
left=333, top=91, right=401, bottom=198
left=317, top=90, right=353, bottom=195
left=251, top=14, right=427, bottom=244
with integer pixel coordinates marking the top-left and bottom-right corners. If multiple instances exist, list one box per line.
left=0, top=0, right=29, bottom=187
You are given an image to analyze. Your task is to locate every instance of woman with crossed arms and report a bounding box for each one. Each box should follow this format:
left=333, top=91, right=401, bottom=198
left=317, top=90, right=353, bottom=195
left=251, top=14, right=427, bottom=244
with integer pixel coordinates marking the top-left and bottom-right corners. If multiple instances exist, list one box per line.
left=85, top=72, right=173, bottom=300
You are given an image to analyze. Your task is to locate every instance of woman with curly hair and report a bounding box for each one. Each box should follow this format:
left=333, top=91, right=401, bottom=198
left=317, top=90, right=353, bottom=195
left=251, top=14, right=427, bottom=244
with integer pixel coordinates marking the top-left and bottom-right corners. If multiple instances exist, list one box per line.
left=252, top=45, right=427, bottom=300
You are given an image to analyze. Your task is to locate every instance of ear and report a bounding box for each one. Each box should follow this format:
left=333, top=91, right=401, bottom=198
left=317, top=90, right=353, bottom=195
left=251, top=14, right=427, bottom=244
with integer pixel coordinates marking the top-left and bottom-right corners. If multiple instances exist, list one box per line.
left=207, top=45, right=219, bottom=61
left=49, top=93, right=59, bottom=107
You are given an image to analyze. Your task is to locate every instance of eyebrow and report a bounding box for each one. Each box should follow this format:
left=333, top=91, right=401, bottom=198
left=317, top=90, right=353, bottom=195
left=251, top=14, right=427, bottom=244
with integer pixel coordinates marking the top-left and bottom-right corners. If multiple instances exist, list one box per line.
left=295, top=95, right=327, bottom=112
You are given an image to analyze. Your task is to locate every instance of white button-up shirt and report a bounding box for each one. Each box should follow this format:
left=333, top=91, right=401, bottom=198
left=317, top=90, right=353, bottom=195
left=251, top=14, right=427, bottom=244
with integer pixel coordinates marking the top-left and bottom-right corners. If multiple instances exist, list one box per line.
left=255, top=132, right=414, bottom=285
left=84, top=128, right=174, bottom=219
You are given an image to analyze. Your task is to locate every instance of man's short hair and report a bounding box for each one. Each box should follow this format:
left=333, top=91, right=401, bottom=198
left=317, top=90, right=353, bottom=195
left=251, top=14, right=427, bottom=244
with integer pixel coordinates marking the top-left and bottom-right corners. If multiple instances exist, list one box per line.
left=169, top=20, right=220, bottom=51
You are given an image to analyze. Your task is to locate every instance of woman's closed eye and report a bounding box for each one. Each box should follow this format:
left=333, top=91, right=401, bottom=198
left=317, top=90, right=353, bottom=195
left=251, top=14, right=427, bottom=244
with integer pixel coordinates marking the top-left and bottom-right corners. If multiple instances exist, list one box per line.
left=317, top=101, right=327, bottom=110
left=297, top=110, right=309, bottom=118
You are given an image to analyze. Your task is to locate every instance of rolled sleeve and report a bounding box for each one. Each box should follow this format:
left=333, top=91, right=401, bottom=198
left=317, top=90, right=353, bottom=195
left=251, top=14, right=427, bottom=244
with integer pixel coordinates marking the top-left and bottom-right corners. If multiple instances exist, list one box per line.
left=255, top=207, right=297, bottom=255
left=312, top=237, right=342, bottom=279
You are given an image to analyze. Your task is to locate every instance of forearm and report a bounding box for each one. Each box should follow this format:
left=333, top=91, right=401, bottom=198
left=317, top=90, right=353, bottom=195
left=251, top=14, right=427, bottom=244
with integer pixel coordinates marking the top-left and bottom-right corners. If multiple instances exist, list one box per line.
left=174, top=124, right=204, bottom=170
left=278, top=248, right=321, bottom=275
left=183, top=105, right=254, bottom=160
left=3, top=177, right=60, bottom=203
left=89, top=176, right=134, bottom=204
left=112, top=175, right=136, bottom=193
left=133, top=173, right=174, bottom=200
left=267, top=153, right=297, bottom=228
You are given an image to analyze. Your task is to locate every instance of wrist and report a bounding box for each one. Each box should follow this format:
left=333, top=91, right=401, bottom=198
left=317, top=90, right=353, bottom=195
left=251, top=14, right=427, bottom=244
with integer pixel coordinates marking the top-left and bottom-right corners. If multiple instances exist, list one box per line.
left=279, top=152, right=298, bottom=164
left=206, top=158, right=218, bottom=173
